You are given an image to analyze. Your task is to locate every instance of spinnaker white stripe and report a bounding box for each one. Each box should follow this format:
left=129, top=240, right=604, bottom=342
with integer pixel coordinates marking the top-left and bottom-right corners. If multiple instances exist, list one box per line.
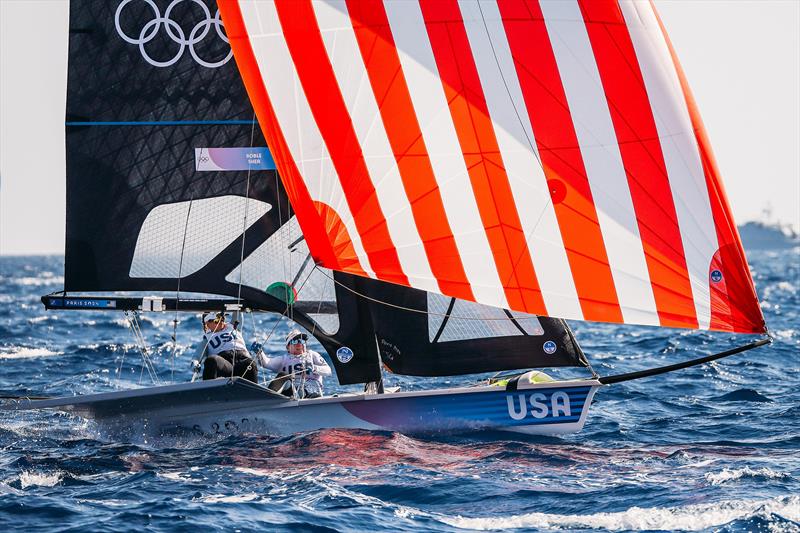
left=620, top=0, right=718, bottom=330
left=311, top=0, right=439, bottom=294
left=540, top=0, right=659, bottom=325
left=383, top=0, right=508, bottom=310
left=458, top=0, right=583, bottom=320
left=239, top=1, right=375, bottom=278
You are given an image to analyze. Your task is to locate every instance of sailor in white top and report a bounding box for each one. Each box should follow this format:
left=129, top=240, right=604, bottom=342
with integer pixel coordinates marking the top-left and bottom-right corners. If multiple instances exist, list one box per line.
left=196, top=312, right=258, bottom=383
left=257, top=329, right=331, bottom=398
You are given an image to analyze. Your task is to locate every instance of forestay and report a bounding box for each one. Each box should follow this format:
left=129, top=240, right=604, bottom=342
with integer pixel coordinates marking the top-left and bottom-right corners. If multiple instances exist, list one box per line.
left=220, top=0, right=765, bottom=334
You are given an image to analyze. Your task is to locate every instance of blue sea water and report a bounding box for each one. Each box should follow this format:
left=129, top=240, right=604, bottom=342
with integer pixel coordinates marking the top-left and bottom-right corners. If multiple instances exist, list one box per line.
left=0, top=250, right=798, bottom=532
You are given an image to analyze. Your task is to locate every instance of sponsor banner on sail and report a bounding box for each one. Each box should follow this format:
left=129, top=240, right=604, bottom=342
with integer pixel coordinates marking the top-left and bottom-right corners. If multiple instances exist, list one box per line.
left=219, top=0, right=764, bottom=334
left=195, top=147, right=276, bottom=171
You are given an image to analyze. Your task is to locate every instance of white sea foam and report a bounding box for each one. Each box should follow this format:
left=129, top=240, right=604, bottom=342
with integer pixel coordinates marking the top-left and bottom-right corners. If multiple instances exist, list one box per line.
left=439, top=496, right=800, bottom=531
left=27, top=315, right=60, bottom=324
left=19, top=471, right=63, bottom=489
left=200, top=492, right=260, bottom=503
left=159, top=471, right=191, bottom=482
left=705, top=467, right=790, bottom=486
left=773, top=329, right=796, bottom=340
left=0, top=348, right=60, bottom=359
left=10, top=276, right=65, bottom=287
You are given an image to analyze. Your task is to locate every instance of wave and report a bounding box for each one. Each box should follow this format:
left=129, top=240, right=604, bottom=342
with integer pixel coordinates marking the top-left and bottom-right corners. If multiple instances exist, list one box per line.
left=711, top=389, right=773, bottom=403
left=2, top=276, right=64, bottom=287
left=705, top=466, right=791, bottom=486
left=437, top=495, right=800, bottom=531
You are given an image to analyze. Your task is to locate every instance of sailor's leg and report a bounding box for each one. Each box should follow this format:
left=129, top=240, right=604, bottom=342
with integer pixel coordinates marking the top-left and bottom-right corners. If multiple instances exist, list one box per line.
left=231, top=351, right=258, bottom=383
left=243, top=361, right=258, bottom=383
left=236, top=358, right=258, bottom=383
left=267, top=372, right=293, bottom=396
left=203, top=355, right=233, bottom=380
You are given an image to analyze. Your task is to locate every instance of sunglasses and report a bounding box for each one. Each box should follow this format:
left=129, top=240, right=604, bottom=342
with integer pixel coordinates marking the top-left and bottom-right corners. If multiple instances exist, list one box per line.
left=288, top=338, right=306, bottom=345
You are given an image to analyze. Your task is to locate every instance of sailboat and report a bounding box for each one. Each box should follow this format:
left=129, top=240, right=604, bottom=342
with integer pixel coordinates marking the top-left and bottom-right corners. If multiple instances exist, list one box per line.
left=3, top=0, right=770, bottom=437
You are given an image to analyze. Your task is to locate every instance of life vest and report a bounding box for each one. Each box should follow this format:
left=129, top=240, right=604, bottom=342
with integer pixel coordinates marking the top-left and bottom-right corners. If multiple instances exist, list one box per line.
left=203, top=324, right=248, bottom=356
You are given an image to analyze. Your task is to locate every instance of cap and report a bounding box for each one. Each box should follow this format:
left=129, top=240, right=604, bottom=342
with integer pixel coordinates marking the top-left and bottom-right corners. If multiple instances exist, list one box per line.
left=286, top=329, right=309, bottom=344
left=203, top=311, right=227, bottom=322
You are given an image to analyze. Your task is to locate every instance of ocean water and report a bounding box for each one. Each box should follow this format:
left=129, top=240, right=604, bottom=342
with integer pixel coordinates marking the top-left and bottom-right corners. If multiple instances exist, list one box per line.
left=0, top=251, right=798, bottom=532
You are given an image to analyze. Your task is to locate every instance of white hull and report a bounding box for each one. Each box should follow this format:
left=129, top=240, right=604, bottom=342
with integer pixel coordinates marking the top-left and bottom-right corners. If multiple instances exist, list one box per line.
left=4, top=378, right=601, bottom=438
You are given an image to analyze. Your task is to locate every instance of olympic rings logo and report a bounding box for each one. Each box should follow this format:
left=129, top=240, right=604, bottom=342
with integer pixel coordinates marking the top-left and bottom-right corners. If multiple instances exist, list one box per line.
left=114, top=0, right=233, bottom=68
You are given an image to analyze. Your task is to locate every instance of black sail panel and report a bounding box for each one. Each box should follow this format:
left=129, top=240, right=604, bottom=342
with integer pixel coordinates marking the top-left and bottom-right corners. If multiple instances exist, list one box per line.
left=65, top=0, right=281, bottom=295
left=349, top=277, right=587, bottom=377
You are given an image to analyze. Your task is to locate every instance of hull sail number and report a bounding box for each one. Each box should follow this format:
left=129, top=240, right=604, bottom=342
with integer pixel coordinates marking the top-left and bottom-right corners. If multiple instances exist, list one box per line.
left=114, top=0, right=233, bottom=68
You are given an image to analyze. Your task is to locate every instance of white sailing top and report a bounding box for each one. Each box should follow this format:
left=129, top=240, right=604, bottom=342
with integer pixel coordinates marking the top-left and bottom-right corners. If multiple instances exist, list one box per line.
left=258, top=349, right=332, bottom=396
left=199, top=324, right=249, bottom=356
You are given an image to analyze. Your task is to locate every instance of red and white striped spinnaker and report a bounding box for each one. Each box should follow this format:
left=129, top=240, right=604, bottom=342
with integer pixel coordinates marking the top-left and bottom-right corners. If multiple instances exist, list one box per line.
left=219, top=0, right=765, bottom=334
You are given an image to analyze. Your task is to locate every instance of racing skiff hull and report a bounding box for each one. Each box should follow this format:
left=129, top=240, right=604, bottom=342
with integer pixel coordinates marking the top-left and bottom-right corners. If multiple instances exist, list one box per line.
left=3, top=378, right=600, bottom=437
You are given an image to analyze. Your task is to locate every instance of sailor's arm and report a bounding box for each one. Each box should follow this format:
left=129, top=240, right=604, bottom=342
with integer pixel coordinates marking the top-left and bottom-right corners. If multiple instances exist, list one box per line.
left=257, top=353, right=285, bottom=372
left=310, top=352, right=332, bottom=376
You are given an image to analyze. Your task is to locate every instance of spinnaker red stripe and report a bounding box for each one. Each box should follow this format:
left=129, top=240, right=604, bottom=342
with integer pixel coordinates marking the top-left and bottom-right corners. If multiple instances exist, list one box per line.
left=273, top=0, right=407, bottom=286
left=345, top=0, right=475, bottom=301
left=578, top=0, right=697, bottom=329
left=497, top=0, right=622, bottom=323
left=651, top=2, right=764, bottom=333
left=419, top=0, right=545, bottom=313
left=217, top=2, right=363, bottom=275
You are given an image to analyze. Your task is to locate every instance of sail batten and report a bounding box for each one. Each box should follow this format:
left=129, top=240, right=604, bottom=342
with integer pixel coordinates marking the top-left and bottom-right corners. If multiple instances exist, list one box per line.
left=220, top=0, right=765, bottom=334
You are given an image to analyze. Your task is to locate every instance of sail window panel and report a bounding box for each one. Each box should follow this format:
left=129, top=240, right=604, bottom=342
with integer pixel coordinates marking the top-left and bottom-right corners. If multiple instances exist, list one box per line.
left=130, top=196, right=270, bottom=279
left=308, top=311, right=339, bottom=336
left=226, top=216, right=339, bottom=334
left=427, top=292, right=543, bottom=343
left=426, top=292, right=450, bottom=340
left=508, top=312, right=545, bottom=336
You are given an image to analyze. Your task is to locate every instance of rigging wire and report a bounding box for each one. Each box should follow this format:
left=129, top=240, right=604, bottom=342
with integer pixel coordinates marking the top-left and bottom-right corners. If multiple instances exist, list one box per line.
left=235, top=112, right=258, bottom=306
left=314, top=267, right=544, bottom=322
left=246, top=265, right=318, bottom=390
left=171, top=196, right=194, bottom=383
left=475, top=0, right=557, bottom=286
left=231, top=112, right=259, bottom=380
left=124, top=311, right=160, bottom=386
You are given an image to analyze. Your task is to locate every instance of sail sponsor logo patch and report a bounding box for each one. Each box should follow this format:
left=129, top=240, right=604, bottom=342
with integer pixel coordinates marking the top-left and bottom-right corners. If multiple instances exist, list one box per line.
left=710, top=269, right=723, bottom=283
left=543, top=340, right=557, bottom=354
left=195, top=147, right=276, bottom=171
left=336, top=347, right=354, bottom=364
left=114, top=0, right=233, bottom=69
left=506, top=391, right=572, bottom=420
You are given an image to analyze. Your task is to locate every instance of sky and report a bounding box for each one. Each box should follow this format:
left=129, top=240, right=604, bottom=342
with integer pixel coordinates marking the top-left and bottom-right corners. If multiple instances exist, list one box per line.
left=0, top=0, right=798, bottom=255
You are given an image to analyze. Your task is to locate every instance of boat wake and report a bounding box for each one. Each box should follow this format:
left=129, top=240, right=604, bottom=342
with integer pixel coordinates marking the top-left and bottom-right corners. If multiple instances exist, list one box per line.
left=434, top=495, right=800, bottom=531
